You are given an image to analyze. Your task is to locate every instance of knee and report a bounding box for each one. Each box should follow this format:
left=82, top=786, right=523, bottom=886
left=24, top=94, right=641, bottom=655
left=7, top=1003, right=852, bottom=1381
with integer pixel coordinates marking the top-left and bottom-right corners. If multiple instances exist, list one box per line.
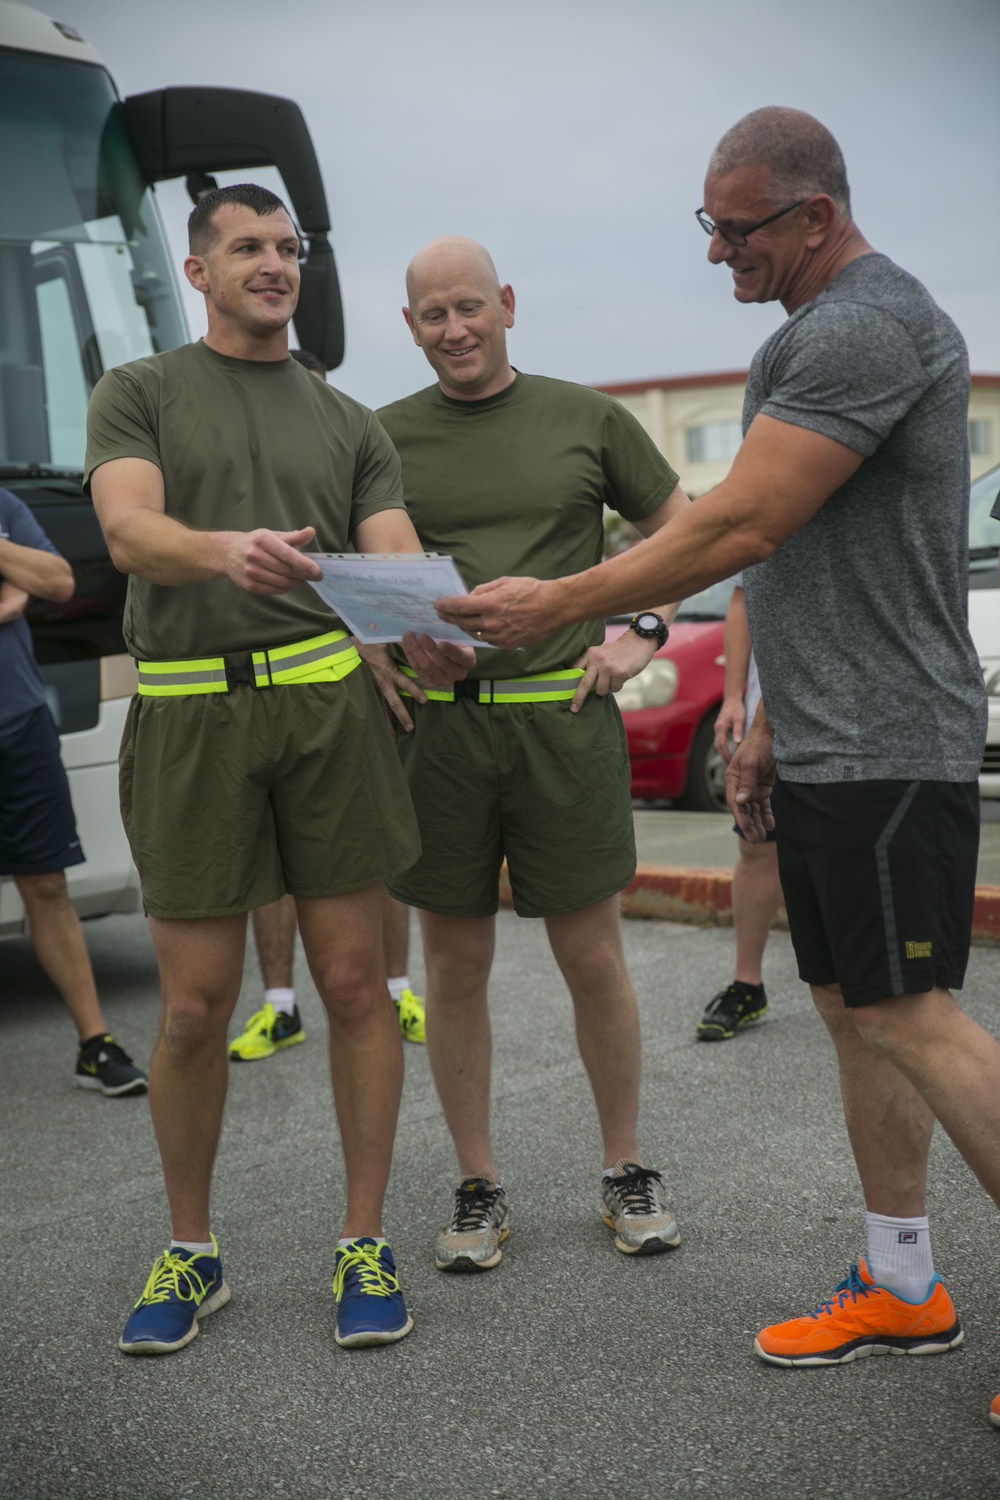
left=160, top=992, right=231, bottom=1054
left=16, top=870, right=69, bottom=907
left=317, top=963, right=379, bottom=1026
left=851, top=996, right=911, bottom=1056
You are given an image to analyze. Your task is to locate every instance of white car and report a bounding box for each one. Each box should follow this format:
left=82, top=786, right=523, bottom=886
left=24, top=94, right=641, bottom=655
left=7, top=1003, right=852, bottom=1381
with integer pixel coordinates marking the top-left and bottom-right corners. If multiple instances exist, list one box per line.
left=968, top=463, right=1000, bottom=797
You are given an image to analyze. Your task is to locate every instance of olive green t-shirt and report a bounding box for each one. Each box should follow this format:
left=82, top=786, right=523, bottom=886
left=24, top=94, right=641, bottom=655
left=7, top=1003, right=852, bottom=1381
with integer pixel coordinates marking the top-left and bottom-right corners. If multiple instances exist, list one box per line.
left=378, top=373, right=679, bottom=678
left=84, top=341, right=404, bottom=660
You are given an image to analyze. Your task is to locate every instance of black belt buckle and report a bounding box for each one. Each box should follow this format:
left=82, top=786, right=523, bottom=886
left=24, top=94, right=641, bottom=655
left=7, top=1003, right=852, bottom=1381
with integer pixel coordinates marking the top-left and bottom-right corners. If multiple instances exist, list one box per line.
left=454, top=677, right=485, bottom=701
left=225, top=653, right=256, bottom=690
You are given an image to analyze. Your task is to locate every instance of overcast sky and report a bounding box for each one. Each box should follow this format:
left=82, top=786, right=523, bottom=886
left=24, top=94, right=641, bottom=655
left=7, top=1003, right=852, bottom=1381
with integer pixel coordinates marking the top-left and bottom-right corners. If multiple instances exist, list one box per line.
left=54, top=0, right=1000, bottom=411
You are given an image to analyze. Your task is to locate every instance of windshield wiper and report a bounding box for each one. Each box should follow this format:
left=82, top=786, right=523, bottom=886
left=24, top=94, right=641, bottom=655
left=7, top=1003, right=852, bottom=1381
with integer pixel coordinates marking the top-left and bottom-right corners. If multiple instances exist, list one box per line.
left=676, top=611, right=724, bottom=621
left=0, top=463, right=84, bottom=481
left=969, top=545, right=1000, bottom=561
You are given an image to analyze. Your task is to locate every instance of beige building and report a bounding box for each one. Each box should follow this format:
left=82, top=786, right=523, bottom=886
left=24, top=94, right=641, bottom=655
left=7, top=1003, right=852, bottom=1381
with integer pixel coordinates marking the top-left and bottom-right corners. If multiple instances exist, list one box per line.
left=598, top=371, right=1000, bottom=495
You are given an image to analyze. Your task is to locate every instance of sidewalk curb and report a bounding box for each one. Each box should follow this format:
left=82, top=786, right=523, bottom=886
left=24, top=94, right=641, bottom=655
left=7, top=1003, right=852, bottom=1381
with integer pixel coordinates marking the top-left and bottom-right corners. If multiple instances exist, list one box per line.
left=499, top=865, right=1000, bottom=946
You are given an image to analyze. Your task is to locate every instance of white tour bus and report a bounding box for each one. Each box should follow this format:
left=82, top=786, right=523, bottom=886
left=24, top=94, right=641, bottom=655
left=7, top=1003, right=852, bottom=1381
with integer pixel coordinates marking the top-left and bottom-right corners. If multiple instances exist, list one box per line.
left=0, top=0, right=343, bottom=938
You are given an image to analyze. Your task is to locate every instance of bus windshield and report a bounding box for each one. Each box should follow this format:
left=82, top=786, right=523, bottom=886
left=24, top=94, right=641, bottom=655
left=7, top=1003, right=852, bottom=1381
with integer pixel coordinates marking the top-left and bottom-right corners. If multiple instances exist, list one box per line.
left=0, top=49, right=187, bottom=473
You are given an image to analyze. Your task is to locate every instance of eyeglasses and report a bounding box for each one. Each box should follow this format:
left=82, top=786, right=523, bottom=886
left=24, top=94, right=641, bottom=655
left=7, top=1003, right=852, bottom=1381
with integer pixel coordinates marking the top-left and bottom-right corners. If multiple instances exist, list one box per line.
left=694, top=199, right=808, bottom=247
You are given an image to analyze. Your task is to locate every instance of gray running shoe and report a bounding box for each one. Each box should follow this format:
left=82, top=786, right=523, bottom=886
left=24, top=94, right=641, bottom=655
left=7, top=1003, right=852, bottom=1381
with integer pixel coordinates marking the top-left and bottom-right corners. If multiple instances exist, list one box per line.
left=435, top=1177, right=510, bottom=1272
left=601, top=1160, right=680, bottom=1255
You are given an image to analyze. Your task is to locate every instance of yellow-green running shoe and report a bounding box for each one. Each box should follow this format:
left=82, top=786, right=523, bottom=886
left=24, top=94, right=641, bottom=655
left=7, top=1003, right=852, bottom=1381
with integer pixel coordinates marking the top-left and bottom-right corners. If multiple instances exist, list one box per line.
left=228, top=1002, right=305, bottom=1062
left=395, top=988, right=426, bottom=1044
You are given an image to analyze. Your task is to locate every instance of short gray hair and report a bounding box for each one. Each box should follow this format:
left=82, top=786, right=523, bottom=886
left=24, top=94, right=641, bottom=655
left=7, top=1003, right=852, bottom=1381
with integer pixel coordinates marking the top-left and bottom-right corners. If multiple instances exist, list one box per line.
left=708, top=107, right=851, bottom=218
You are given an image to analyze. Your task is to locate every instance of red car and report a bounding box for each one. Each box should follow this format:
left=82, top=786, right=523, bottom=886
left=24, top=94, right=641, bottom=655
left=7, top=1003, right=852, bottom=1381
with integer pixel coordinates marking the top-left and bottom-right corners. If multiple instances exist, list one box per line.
left=607, top=579, right=734, bottom=811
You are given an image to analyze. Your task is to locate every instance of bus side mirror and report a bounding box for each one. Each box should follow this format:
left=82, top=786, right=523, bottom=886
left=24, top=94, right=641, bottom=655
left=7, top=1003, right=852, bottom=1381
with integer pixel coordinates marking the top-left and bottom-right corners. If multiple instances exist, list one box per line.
left=124, top=86, right=344, bottom=368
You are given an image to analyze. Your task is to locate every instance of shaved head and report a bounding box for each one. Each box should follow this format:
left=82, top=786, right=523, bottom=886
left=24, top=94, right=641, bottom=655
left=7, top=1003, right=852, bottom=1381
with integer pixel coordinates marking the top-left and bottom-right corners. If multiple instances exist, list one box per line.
left=709, top=107, right=851, bottom=218
left=405, top=237, right=503, bottom=305
left=402, top=235, right=516, bottom=402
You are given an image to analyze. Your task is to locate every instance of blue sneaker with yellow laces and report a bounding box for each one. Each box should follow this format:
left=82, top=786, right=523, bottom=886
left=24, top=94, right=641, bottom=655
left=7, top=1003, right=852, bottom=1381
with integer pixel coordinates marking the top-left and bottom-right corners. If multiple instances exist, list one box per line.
left=119, top=1236, right=230, bottom=1355
left=333, top=1237, right=413, bottom=1347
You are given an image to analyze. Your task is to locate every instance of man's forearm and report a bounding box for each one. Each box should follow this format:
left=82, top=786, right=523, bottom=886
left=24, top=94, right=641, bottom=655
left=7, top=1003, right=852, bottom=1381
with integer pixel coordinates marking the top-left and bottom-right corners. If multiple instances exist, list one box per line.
left=551, top=491, right=770, bottom=629
left=0, top=538, right=74, bottom=602
left=0, top=580, right=31, bottom=623
left=102, top=506, right=238, bottom=587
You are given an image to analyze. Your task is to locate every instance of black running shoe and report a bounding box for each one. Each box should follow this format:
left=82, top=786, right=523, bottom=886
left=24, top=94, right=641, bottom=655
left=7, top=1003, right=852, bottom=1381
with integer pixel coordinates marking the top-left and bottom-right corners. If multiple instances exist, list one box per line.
left=74, top=1034, right=148, bottom=1095
left=696, top=982, right=767, bottom=1041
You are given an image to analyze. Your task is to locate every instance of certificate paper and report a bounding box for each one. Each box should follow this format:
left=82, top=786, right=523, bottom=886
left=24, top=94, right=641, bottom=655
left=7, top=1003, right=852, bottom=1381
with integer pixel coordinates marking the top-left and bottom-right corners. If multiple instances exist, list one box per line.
left=309, top=553, right=493, bottom=646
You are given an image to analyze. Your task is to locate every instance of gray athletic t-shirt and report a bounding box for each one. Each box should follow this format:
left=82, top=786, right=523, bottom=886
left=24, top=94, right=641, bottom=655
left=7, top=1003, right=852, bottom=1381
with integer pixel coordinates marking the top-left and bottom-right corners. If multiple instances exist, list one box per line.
left=742, top=253, right=986, bottom=783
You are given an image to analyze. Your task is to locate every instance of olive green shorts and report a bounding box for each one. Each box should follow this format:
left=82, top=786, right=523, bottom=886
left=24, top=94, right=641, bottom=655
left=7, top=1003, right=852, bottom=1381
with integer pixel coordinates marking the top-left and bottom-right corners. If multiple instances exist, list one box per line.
left=120, top=666, right=420, bottom=919
left=389, top=692, right=636, bottom=919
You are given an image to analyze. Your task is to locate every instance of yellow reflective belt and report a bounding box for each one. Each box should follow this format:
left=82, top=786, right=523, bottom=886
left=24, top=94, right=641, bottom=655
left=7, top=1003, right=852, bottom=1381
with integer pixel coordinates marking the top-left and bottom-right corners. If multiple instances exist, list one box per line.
left=137, top=630, right=359, bottom=697
left=398, top=665, right=584, bottom=703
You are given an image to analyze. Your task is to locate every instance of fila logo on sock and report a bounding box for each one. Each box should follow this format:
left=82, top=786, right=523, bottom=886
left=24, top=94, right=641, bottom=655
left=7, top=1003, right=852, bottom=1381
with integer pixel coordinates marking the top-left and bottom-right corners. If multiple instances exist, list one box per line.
left=898, top=1231, right=918, bottom=1244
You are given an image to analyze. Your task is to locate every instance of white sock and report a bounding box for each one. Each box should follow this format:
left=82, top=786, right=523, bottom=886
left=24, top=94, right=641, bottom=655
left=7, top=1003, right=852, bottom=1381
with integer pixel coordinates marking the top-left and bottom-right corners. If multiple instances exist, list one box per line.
left=337, top=1235, right=385, bottom=1248
left=387, top=976, right=409, bottom=1003
left=170, top=1238, right=215, bottom=1257
left=866, top=1212, right=935, bottom=1301
left=265, top=987, right=296, bottom=1015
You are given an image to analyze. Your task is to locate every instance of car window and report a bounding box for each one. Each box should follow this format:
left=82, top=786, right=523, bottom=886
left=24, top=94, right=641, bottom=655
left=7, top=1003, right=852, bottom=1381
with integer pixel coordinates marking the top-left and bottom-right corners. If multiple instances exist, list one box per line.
left=674, top=579, right=734, bottom=621
left=969, top=465, right=1000, bottom=553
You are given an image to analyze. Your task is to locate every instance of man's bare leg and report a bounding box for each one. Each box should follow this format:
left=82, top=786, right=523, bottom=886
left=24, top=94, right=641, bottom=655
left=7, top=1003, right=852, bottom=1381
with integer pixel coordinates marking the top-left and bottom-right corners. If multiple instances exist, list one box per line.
left=733, top=839, right=782, bottom=986
left=146, top=913, right=248, bottom=1241
left=16, top=871, right=106, bottom=1040
left=251, top=893, right=296, bottom=990
left=296, top=885, right=403, bottom=1237
left=844, top=984, right=1000, bottom=1211
left=811, top=983, right=934, bottom=1216
left=544, top=896, right=641, bottom=1169
left=419, top=910, right=497, bottom=1179
left=383, top=894, right=410, bottom=981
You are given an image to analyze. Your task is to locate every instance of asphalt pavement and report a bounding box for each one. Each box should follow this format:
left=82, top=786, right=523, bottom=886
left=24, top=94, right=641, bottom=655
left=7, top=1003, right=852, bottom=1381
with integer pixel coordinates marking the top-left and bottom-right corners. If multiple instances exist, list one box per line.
left=3, top=824, right=1000, bottom=1500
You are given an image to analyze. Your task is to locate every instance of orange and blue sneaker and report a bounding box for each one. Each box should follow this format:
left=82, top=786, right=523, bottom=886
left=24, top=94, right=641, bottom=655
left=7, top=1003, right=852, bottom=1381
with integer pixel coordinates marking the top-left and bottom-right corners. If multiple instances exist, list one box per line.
left=228, top=1002, right=305, bottom=1062
left=754, top=1258, right=963, bottom=1367
left=333, top=1238, right=413, bottom=1348
left=119, top=1237, right=230, bottom=1355
left=989, top=1393, right=1000, bottom=1428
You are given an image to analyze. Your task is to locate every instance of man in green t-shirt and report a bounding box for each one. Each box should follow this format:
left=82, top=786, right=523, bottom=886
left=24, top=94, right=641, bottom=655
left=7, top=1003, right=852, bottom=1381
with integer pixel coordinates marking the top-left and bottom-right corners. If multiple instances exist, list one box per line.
left=376, top=236, right=690, bottom=1273
left=85, top=185, right=471, bottom=1357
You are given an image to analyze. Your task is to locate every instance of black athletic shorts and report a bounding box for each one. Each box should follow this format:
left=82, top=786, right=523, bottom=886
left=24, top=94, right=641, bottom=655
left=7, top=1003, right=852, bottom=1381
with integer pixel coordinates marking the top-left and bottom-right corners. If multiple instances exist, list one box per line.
left=772, top=777, right=978, bottom=1007
left=0, top=703, right=86, bottom=876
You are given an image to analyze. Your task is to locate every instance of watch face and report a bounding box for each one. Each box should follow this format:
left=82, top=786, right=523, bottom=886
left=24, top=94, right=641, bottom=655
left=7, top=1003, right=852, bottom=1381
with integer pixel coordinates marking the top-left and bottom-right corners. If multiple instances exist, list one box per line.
left=635, top=613, right=660, bottom=630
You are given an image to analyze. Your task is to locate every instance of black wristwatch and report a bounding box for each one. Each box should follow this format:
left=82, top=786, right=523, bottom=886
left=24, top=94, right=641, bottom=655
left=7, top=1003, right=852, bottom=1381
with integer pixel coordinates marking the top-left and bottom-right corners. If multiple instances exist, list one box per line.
left=629, top=611, right=669, bottom=648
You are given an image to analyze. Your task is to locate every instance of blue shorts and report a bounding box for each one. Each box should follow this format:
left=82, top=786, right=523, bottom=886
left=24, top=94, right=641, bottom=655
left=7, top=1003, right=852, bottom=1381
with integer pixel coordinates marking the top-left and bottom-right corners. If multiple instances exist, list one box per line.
left=0, top=704, right=86, bottom=876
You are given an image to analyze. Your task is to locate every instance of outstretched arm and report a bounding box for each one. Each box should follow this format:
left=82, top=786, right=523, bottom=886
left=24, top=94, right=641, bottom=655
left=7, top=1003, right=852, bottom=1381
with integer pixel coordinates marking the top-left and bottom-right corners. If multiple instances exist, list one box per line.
left=435, top=416, right=864, bottom=647
left=91, top=456, right=323, bottom=594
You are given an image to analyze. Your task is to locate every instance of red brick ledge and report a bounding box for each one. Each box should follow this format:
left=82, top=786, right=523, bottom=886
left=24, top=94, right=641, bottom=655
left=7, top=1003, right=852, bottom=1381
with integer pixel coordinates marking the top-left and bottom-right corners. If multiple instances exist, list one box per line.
left=499, top=865, right=1000, bottom=946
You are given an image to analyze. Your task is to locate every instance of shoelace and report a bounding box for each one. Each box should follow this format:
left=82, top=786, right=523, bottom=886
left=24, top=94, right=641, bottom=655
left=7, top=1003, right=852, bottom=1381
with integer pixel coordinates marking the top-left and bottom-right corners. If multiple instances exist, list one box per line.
left=333, top=1244, right=400, bottom=1302
left=608, top=1166, right=663, bottom=1216
left=135, top=1250, right=212, bottom=1310
left=243, top=1005, right=275, bottom=1034
left=449, top=1179, right=502, bottom=1232
left=808, top=1263, right=871, bottom=1320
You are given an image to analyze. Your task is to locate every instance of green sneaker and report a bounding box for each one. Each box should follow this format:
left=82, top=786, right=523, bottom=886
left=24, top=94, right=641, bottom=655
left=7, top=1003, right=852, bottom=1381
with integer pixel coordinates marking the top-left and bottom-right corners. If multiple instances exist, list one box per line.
left=395, top=987, right=426, bottom=1045
left=228, top=1002, right=305, bottom=1062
